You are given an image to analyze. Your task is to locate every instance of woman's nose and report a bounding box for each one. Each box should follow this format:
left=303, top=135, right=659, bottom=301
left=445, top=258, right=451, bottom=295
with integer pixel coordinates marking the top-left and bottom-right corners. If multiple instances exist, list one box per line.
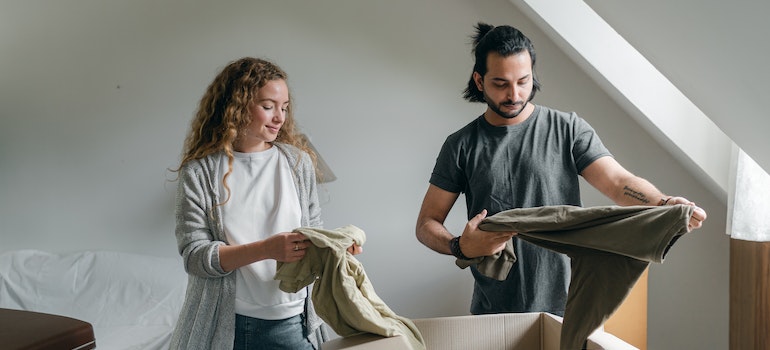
left=275, top=109, right=286, bottom=122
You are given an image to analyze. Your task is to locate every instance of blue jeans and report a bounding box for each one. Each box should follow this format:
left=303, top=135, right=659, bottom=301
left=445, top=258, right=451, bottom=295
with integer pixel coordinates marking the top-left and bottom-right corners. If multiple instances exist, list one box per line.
left=233, top=313, right=314, bottom=350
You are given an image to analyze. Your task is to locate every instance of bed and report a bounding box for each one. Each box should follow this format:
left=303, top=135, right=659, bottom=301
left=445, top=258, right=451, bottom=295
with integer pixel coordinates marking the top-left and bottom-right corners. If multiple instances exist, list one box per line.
left=0, top=250, right=187, bottom=350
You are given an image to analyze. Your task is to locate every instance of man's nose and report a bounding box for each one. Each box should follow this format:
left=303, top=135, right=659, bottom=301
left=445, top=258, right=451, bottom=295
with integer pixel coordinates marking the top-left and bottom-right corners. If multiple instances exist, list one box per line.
left=509, top=85, right=520, bottom=100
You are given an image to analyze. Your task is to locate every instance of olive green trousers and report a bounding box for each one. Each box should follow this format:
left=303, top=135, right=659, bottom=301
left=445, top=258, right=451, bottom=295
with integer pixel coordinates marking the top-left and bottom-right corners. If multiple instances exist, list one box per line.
left=463, top=204, right=694, bottom=350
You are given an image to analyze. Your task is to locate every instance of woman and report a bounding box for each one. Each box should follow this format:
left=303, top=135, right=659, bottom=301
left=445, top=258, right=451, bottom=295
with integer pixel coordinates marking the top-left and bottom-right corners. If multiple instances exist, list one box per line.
left=170, top=57, right=358, bottom=350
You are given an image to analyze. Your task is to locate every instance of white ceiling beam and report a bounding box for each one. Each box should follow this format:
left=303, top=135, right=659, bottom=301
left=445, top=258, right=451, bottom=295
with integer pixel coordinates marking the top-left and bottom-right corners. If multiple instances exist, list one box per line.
left=510, top=0, right=732, bottom=202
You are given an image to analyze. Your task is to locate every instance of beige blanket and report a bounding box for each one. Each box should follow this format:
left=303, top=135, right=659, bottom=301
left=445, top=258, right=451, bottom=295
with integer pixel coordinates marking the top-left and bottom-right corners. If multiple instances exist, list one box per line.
left=275, top=225, right=425, bottom=350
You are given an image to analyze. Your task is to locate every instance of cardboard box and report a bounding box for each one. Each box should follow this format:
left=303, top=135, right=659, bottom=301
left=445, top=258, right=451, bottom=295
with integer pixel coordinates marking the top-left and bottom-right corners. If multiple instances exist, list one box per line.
left=321, top=312, right=637, bottom=350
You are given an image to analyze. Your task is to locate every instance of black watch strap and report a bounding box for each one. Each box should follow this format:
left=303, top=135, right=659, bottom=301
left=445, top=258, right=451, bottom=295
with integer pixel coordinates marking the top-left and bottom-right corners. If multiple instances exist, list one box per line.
left=449, top=236, right=470, bottom=260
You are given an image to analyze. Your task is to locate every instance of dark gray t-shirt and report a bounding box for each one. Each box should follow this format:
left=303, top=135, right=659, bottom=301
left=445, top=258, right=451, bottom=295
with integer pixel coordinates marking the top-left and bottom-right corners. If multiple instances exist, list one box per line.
left=429, top=104, right=612, bottom=315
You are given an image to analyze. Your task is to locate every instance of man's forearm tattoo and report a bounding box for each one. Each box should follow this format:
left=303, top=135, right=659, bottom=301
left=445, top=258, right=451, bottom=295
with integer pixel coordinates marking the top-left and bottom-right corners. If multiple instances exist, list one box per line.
left=623, top=186, right=650, bottom=204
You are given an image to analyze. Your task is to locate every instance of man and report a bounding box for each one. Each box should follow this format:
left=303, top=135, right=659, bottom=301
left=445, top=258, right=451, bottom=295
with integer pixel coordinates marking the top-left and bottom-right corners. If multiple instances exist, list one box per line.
left=415, top=22, right=707, bottom=316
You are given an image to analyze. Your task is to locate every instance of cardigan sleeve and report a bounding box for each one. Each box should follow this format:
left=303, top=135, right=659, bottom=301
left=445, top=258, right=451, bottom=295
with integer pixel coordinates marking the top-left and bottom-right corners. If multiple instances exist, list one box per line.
left=175, top=161, right=230, bottom=278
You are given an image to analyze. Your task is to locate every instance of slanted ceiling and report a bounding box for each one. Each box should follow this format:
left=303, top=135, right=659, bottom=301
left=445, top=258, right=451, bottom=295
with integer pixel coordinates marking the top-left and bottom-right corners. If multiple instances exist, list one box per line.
left=511, top=0, right=770, bottom=203
left=584, top=0, right=770, bottom=175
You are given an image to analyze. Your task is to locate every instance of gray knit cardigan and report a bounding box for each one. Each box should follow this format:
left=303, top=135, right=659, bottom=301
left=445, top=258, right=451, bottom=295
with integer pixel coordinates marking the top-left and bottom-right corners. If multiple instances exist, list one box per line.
left=169, top=143, right=327, bottom=350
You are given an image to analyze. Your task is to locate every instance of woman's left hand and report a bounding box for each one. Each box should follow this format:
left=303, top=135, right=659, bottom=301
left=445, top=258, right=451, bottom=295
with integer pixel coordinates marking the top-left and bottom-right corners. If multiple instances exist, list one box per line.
left=347, top=244, right=363, bottom=255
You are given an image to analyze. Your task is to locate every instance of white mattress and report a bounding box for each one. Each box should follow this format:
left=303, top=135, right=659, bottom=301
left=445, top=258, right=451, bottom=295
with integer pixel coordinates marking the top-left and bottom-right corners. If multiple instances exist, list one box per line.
left=0, top=249, right=187, bottom=350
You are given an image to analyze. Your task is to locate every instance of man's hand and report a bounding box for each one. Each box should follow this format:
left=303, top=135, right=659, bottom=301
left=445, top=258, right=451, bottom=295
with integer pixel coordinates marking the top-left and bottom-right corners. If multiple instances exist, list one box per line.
left=666, top=196, right=707, bottom=231
left=459, top=209, right=517, bottom=258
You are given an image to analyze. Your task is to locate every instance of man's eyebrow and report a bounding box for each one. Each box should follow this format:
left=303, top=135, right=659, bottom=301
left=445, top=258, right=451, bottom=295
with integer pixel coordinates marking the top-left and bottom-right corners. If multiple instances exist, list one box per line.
left=490, top=74, right=531, bottom=82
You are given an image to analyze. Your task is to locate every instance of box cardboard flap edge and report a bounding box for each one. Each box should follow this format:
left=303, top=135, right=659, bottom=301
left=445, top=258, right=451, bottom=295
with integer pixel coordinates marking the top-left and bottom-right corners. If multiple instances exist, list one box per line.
left=321, top=312, right=637, bottom=350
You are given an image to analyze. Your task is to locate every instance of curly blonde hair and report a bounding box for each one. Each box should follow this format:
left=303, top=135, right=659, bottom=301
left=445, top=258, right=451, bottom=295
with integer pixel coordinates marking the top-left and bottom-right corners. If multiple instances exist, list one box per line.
left=175, top=57, right=316, bottom=204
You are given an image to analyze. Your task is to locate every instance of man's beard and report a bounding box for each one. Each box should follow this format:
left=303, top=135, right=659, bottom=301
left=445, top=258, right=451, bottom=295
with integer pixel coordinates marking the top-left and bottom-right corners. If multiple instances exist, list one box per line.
left=484, top=92, right=531, bottom=119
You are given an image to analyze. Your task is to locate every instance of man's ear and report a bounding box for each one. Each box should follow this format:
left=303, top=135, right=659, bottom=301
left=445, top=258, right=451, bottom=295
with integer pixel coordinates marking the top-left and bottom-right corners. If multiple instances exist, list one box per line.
left=472, top=72, right=484, bottom=92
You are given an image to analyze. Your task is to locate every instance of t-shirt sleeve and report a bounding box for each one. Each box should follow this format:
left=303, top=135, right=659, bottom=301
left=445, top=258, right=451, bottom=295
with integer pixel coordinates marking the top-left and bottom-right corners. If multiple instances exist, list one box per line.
left=429, top=135, right=465, bottom=194
left=571, top=113, right=612, bottom=173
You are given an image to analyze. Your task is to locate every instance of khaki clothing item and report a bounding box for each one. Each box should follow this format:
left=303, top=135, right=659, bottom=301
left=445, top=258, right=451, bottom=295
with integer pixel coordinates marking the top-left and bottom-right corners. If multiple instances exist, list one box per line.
left=275, top=225, right=426, bottom=350
left=457, top=204, right=693, bottom=350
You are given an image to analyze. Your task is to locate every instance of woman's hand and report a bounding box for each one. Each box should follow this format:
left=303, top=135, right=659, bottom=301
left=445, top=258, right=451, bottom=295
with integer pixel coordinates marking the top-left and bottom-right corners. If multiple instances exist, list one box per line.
left=266, top=232, right=310, bottom=262
left=269, top=233, right=362, bottom=261
left=347, top=244, right=363, bottom=255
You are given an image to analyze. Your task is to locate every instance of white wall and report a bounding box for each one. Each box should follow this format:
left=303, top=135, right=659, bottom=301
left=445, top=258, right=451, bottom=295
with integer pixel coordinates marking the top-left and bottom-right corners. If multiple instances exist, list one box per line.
left=0, top=0, right=728, bottom=348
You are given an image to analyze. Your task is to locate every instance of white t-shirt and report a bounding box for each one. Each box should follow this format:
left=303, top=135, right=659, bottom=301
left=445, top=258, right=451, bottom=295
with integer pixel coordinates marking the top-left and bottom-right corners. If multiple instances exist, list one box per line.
left=220, top=147, right=306, bottom=320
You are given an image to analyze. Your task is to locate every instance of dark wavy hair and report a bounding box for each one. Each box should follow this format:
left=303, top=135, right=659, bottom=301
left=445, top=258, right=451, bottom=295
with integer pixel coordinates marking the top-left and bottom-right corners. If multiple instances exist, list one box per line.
left=462, top=23, right=542, bottom=102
